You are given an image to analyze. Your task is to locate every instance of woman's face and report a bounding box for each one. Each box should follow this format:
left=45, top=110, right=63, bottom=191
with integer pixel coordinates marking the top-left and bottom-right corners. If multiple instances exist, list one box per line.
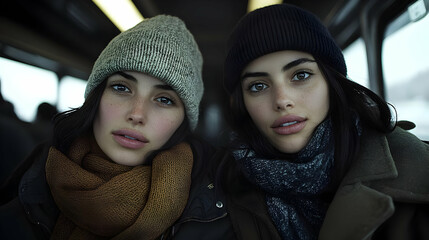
left=93, top=71, right=185, bottom=166
left=241, top=50, right=330, bottom=153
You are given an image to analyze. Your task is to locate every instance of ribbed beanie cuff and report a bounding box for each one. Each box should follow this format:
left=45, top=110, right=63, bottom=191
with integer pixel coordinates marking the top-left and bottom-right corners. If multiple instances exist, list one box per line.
left=224, top=4, right=347, bottom=94
left=85, top=15, right=203, bottom=130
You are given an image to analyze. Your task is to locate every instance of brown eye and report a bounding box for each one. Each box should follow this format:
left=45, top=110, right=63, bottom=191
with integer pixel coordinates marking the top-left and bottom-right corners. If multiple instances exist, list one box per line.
left=249, top=83, right=268, bottom=92
left=292, top=71, right=312, bottom=81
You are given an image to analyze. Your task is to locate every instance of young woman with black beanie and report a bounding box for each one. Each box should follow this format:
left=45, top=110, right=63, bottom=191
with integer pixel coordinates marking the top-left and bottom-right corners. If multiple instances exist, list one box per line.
left=0, top=15, right=234, bottom=240
left=222, top=4, right=429, bottom=240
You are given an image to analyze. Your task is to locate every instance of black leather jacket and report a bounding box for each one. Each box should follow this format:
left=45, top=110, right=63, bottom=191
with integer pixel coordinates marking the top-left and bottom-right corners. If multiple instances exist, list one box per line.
left=164, top=138, right=235, bottom=239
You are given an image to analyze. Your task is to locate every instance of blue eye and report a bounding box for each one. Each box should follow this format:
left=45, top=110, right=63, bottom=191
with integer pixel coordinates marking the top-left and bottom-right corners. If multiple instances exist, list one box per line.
left=112, top=84, right=130, bottom=93
left=156, top=96, right=174, bottom=105
left=292, top=71, right=312, bottom=81
left=249, top=83, right=268, bottom=92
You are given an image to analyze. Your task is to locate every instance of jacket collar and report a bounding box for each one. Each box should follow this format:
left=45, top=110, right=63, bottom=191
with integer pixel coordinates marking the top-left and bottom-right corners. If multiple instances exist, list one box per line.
left=230, top=128, right=398, bottom=207
left=319, top=181, right=395, bottom=240
left=229, top=128, right=401, bottom=240
left=175, top=145, right=229, bottom=225
left=319, top=128, right=398, bottom=240
left=341, top=128, right=398, bottom=186
left=19, top=144, right=58, bottom=235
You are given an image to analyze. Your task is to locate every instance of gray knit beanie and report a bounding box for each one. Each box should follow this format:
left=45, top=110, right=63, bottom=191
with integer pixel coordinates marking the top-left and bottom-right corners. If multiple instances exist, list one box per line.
left=85, top=15, right=204, bottom=130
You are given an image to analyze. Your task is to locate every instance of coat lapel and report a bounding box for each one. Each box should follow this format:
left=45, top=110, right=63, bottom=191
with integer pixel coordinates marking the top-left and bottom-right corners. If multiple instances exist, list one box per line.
left=227, top=172, right=282, bottom=240
left=319, top=128, right=398, bottom=240
left=319, top=182, right=394, bottom=240
left=341, top=128, right=398, bottom=185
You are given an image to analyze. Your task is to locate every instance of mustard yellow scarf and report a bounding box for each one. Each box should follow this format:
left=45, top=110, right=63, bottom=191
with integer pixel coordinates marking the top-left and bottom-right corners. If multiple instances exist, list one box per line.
left=45, top=136, right=193, bottom=240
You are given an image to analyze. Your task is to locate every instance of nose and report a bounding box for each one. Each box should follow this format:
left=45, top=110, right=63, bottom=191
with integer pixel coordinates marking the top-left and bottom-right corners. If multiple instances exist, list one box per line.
left=127, top=97, right=147, bottom=125
left=273, top=86, right=294, bottom=111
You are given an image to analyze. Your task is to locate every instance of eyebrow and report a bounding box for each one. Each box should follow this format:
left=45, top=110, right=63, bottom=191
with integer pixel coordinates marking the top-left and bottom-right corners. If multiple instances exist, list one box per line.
left=115, top=72, right=174, bottom=91
left=116, top=71, right=137, bottom=82
left=154, top=84, right=174, bottom=91
left=241, top=57, right=316, bottom=81
left=241, top=72, right=268, bottom=80
left=282, top=58, right=316, bottom=71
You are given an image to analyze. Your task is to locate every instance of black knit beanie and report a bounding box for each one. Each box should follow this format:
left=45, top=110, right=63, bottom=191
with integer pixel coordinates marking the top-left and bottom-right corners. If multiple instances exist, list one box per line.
left=223, top=4, right=347, bottom=94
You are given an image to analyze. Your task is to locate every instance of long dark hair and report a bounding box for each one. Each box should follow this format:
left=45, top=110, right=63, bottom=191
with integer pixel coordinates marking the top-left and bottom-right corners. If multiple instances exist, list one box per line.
left=228, top=59, right=396, bottom=188
left=52, top=79, right=106, bottom=153
left=52, top=79, right=191, bottom=156
left=318, top=60, right=395, bottom=186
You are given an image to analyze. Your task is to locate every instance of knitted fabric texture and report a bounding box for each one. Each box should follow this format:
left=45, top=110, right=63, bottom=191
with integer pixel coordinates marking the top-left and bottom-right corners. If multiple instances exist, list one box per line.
left=45, top=136, right=193, bottom=240
left=232, top=118, right=335, bottom=240
left=85, top=15, right=203, bottom=130
left=223, top=4, right=346, bottom=94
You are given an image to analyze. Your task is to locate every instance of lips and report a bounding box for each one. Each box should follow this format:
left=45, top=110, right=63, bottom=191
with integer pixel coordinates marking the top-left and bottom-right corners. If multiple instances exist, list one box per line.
left=271, top=115, right=306, bottom=135
left=112, top=129, right=148, bottom=149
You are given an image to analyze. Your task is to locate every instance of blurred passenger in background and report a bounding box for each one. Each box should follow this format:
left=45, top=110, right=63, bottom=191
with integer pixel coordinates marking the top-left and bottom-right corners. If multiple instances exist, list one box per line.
left=28, top=102, right=58, bottom=144
left=0, top=79, right=35, bottom=184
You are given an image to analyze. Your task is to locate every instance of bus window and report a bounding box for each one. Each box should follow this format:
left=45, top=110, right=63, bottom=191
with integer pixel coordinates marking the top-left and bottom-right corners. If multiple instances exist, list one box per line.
left=58, top=76, right=86, bottom=112
left=382, top=2, right=429, bottom=140
left=0, top=57, right=58, bottom=122
left=343, top=38, right=369, bottom=88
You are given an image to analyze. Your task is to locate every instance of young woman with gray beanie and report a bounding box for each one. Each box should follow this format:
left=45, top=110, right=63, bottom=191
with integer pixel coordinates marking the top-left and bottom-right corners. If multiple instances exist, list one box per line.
left=0, top=15, right=234, bottom=239
left=220, top=4, right=429, bottom=240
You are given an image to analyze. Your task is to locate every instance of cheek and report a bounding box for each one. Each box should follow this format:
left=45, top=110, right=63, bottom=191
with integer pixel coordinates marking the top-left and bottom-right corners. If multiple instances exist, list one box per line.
left=94, top=100, right=123, bottom=132
left=305, top=85, right=330, bottom=120
left=321, top=93, right=330, bottom=116
left=151, top=112, right=184, bottom=141
left=244, top=97, right=270, bottom=125
left=316, top=87, right=330, bottom=116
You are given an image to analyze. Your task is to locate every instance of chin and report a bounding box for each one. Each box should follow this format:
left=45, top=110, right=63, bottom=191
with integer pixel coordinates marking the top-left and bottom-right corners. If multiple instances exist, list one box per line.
left=279, top=147, right=302, bottom=154
left=109, top=153, right=145, bottom=166
left=275, top=140, right=307, bottom=154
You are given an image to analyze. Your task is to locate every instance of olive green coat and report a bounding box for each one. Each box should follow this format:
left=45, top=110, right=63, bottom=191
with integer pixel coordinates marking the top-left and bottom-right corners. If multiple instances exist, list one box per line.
left=226, top=127, right=429, bottom=240
left=319, top=127, right=429, bottom=239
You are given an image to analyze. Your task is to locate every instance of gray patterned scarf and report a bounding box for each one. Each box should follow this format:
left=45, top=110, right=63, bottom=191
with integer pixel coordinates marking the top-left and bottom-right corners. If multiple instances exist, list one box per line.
left=232, top=118, right=334, bottom=240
